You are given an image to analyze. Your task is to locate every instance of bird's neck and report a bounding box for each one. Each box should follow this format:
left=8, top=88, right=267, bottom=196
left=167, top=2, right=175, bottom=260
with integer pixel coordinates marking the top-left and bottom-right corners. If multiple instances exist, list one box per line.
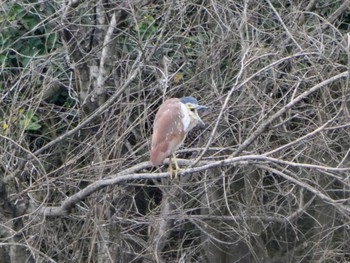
left=180, top=103, right=191, bottom=132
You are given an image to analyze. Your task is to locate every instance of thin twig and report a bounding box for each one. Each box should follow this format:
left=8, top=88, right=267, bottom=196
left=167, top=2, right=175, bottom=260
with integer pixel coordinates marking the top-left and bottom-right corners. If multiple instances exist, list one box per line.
left=32, top=53, right=141, bottom=157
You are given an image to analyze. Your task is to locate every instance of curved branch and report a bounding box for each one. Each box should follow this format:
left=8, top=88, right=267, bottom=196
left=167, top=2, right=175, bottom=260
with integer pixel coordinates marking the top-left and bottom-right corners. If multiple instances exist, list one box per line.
left=259, top=165, right=350, bottom=219
left=34, top=154, right=350, bottom=217
left=232, top=70, right=348, bottom=157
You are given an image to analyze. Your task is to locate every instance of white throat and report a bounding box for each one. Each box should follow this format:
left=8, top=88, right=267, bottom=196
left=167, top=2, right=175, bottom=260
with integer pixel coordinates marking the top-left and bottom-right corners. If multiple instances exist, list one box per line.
left=180, top=103, right=191, bottom=132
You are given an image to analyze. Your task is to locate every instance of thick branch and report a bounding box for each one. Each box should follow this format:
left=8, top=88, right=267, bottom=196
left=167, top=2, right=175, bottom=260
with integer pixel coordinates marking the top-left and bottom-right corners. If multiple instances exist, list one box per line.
left=34, top=155, right=350, bottom=217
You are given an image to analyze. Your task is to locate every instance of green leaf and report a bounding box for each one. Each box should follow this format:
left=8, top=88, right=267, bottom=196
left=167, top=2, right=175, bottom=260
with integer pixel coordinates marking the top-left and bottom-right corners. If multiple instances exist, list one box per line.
left=19, top=109, right=42, bottom=131
left=26, top=122, right=41, bottom=131
left=8, top=3, right=24, bottom=21
left=0, top=53, right=6, bottom=65
left=22, top=14, right=39, bottom=30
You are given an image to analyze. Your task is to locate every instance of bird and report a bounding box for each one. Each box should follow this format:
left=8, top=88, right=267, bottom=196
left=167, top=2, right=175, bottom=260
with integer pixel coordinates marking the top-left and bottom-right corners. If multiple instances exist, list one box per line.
left=150, top=96, right=208, bottom=179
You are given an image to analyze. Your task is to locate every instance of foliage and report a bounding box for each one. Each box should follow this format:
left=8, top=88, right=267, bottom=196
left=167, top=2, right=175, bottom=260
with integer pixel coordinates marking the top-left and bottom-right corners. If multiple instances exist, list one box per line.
left=0, top=2, right=59, bottom=67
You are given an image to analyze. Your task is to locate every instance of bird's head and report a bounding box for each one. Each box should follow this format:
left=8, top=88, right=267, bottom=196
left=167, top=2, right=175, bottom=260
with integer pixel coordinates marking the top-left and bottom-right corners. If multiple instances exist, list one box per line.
left=180, top=96, right=208, bottom=130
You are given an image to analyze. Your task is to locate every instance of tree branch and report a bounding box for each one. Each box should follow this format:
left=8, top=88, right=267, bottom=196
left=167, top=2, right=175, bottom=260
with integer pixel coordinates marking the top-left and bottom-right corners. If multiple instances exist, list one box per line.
left=194, top=52, right=320, bottom=166
left=231, top=71, right=348, bottom=157
left=32, top=53, right=141, bottom=158
left=33, top=154, right=350, bottom=217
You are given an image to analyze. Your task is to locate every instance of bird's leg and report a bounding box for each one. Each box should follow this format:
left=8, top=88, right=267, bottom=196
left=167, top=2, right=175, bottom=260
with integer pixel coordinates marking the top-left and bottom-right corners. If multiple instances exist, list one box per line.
left=173, top=153, right=180, bottom=171
left=168, top=154, right=180, bottom=180
left=170, top=153, right=180, bottom=180
left=169, top=156, right=174, bottom=180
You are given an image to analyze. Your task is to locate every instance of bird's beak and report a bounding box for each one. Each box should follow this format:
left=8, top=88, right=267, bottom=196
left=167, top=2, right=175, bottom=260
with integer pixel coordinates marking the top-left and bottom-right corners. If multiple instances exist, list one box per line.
left=195, top=105, right=208, bottom=110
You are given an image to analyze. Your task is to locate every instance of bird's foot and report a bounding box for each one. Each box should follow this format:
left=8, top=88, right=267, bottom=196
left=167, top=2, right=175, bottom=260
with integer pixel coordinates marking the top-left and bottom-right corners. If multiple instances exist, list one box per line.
left=169, top=155, right=181, bottom=180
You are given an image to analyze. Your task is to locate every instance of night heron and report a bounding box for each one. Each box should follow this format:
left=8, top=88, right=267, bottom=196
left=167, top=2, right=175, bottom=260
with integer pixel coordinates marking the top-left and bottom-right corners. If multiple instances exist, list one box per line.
left=150, top=96, right=208, bottom=179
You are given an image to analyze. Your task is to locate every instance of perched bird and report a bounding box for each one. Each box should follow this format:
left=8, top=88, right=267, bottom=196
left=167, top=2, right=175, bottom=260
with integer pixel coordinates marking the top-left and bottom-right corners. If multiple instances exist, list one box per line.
left=150, top=96, right=207, bottom=178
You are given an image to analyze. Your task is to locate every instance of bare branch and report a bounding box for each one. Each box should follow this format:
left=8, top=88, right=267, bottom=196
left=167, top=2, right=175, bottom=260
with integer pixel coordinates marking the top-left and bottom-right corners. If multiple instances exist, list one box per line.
left=32, top=54, right=141, bottom=157
left=232, top=71, right=348, bottom=157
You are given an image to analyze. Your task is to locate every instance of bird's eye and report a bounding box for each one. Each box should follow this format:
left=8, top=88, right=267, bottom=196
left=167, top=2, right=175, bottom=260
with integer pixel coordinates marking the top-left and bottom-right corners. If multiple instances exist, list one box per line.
left=187, top=104, right=195, bottom=112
